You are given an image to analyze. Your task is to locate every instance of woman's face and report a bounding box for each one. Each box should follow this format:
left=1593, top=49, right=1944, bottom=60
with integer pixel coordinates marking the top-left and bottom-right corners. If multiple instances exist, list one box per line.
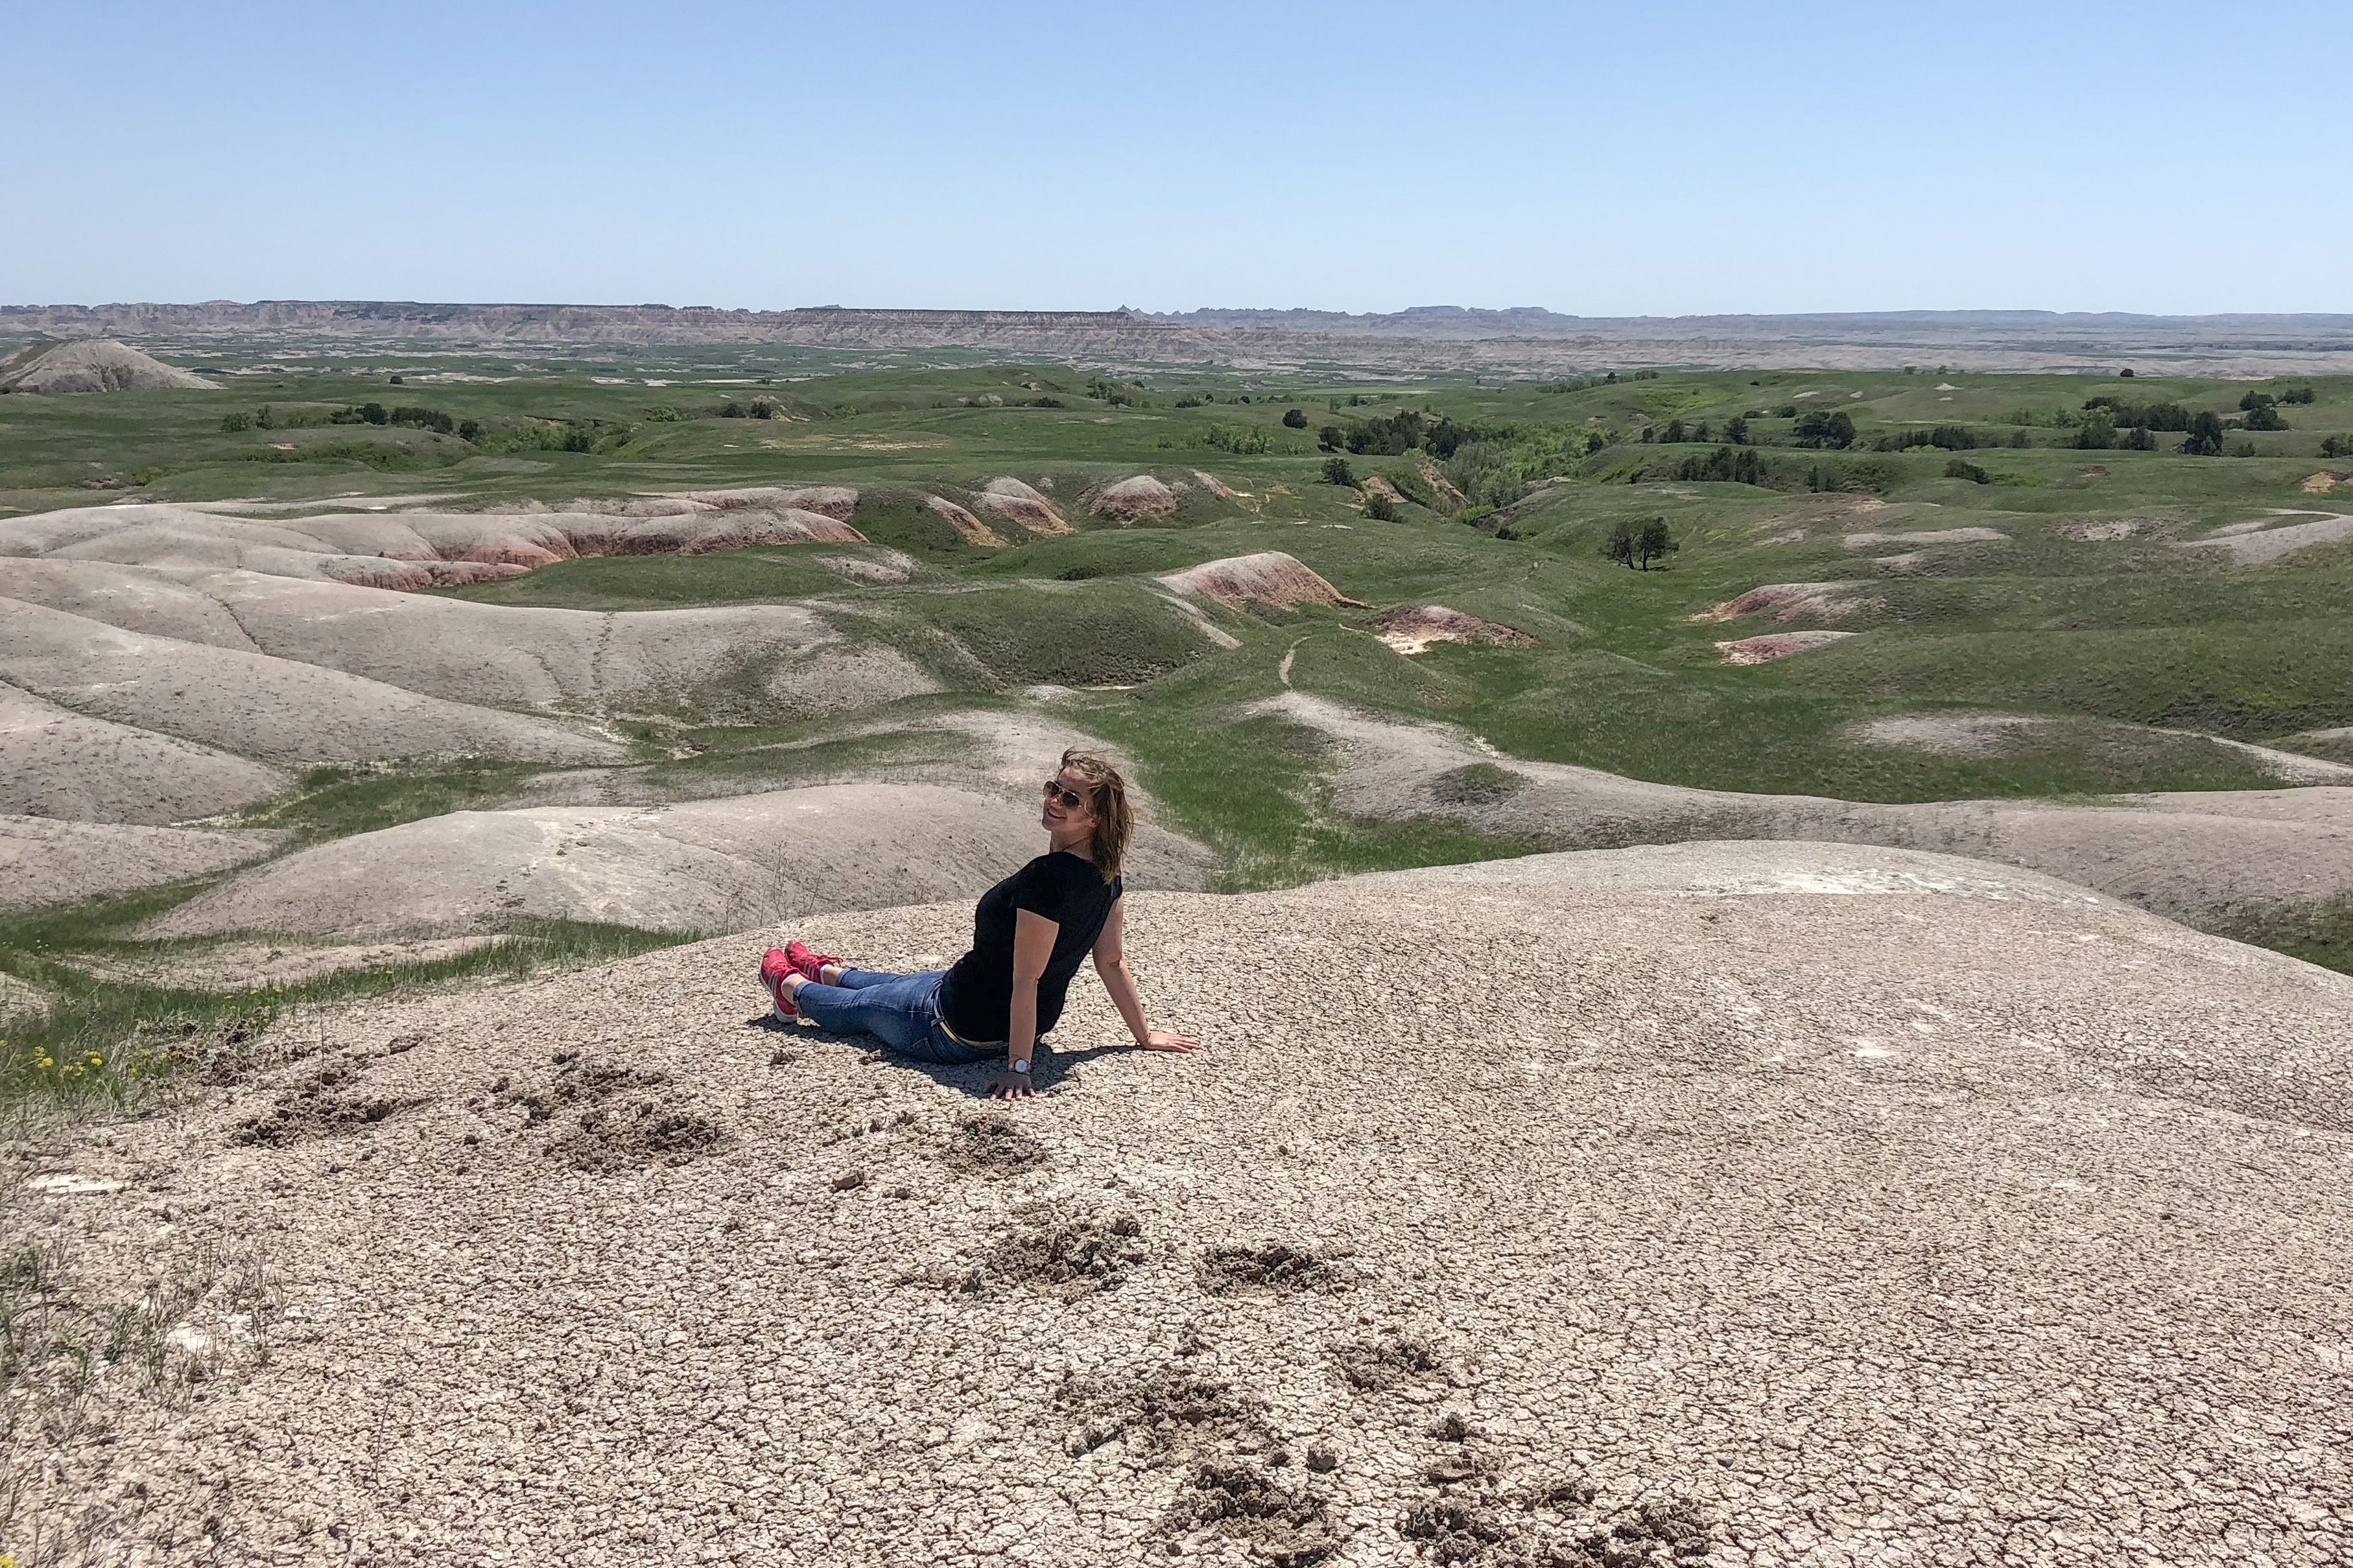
left=1042, top=766, right=1100, bottom=837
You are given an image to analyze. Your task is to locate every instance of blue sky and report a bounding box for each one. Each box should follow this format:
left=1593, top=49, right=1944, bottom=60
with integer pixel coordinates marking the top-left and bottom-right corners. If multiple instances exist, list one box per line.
left=6, top=1, right=2348, bottom=315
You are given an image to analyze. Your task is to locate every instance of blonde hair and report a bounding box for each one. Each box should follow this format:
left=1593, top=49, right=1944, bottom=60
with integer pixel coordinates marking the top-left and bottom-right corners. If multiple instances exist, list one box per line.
left=1059, top=748, right=1131, bottom=883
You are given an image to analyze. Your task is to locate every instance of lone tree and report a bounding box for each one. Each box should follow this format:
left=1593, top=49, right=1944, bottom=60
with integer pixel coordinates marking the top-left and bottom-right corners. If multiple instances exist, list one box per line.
left=2181, top=411, right=2229, bottom=456
left=1603, top=517, right=1637, bottom=567
left=1603, top=516, right=1679, bottom=570
left=1281, top=407, right=1308, bottom=428
left=1635, top=516, right=1679, bottom=570
left=1321, top=456, right=1357, bottom=487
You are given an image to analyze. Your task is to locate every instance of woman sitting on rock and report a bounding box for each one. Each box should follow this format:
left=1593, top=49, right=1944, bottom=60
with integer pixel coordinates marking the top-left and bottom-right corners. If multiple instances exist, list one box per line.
left=760, top=750, right=1198, bottom=1099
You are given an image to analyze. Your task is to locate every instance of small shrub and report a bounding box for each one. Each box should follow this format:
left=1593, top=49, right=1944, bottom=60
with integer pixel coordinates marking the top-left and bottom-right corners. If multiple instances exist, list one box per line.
left=1944, top=458, right=1990, bottom=484
left=1362, top=492, right=1401, bottom=522
left=1321, top=456, right=1356, bottom=487
left=1281, top=407, right=1307, bottom=428
left=220, top=410, right=252, bottom=432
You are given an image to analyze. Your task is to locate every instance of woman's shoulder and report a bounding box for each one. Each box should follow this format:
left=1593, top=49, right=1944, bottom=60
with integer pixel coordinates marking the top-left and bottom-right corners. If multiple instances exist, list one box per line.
left=1032, top=850, right=1117, bottom=894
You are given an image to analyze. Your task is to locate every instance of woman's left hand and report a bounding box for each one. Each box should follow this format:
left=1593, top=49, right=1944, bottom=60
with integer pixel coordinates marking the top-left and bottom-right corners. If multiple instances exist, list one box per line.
left=1137, top=1030, right=1200, bottom=1053
left=988, top=1068, right=1036, bottom=1101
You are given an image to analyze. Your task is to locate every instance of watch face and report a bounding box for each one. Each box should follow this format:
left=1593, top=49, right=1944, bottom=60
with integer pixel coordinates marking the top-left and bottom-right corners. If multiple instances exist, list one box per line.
left=1010, top=1060, right=1031, bottom=1073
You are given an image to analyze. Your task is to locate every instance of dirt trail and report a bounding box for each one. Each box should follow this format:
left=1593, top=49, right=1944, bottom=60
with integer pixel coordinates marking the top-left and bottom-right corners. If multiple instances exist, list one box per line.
left=8, top=843, right=2346, bottom=1562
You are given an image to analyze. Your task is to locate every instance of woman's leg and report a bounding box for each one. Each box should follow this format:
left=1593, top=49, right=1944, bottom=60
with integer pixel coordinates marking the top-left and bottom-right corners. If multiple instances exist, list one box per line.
left=788, top=970, right=997, bottom=1066
left=789, top=970, right=941, bottom=1051
left=826, top=967, right=907, bottom=991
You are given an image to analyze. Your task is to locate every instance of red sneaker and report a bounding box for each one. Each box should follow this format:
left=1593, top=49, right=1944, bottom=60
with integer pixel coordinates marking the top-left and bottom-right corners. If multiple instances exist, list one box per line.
left=785, top=939, right=843, bottom=985
left=759, top=948, right=799, bottom=1020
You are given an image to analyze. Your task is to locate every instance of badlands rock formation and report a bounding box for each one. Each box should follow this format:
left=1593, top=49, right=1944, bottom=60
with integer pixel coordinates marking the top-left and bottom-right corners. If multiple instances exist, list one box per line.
left=1367, top=605, right=1533, bottom=655
left=1157, top=552, right=1358, bottom=614
left=1, top=814, right=279, bottom=912
left=973, top=477, right=1070, bottom=534
left=1264, top=690, right=2353, bottom=937
left=0, top=496, right=863, bottom=592
left=0, top=337, right=215, bottom=393
left=147, top=783, right=1216, bottom=940
left=8, top=843, right=2345, bottom=1563
left=1088, top=474, right=1180, bottom=522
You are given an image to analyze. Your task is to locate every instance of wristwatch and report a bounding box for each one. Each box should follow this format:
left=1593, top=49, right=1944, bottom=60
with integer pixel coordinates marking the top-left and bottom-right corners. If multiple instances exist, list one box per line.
left=1008, top=1059, right=1032, bottom=1075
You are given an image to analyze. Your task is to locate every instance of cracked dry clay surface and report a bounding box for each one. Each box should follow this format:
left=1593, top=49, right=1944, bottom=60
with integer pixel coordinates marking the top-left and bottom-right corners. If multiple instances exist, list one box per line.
left=11, top=843, right=2350, bottom=1565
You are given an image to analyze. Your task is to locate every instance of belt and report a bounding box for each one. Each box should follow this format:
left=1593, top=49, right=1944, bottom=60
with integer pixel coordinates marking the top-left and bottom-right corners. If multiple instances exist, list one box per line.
left=931, top=978, right=1006, bottom=1051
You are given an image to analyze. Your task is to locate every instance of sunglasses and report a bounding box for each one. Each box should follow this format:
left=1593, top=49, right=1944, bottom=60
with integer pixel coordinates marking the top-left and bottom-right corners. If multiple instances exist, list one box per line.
left=1042, top=779, right=1088, bottom=810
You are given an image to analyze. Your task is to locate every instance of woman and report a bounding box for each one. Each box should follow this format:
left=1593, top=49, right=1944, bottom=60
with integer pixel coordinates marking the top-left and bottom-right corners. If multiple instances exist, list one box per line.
left=760, top=749, right=1199, bottom=1100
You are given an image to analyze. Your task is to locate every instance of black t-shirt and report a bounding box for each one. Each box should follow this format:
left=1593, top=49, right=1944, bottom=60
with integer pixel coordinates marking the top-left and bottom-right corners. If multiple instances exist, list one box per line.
left=939, top=850, right=1122, bottom=1043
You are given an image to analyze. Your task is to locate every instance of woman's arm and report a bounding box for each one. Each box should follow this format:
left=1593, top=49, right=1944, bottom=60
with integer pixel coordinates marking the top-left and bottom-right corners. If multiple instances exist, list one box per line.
left=1092, top=897, right=1200, bottom=1054
left=992, top=909, right=1059, bottom=1101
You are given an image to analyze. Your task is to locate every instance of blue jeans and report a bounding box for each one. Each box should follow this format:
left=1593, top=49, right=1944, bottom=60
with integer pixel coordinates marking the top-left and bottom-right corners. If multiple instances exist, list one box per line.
left=789, top=968, right=1001, bottom=1066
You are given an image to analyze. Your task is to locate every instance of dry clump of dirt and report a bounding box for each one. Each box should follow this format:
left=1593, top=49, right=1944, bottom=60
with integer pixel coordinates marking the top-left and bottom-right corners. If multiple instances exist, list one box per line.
left=933, top=1114, right=1048, bottom=1177
left=1165, top=1462, right=1340, bottom=1566
left=1690, top=581, right=1876, bottom=625
left=1369, top=606, right=1535, bottom=655
left=1157, top=552, right=1360, bottom=614
left=1332, top=1333, right=1444, bottom=1393
left=545, top=1095, right=725, bottom=1172
left=233, top=1062, right=429, bottom=1147
left=496, top=1051, right=668, bottom=1124
left=1713, top=629, right=1858, bottom=665
left=2299, top=472, right=2347, bottom=495
left=1061, top=1363, right=1268, bottom=1458
left=952, top=1204, right=1148, bottom=1298
left=1197, top=1241, right=1352, bottom=1296
left=490, top=1053, right=726, bottom=1169
left=1061, top=1364, right=1342, bottom=1563
left=1395, top=1414, right=1702, bottom=1568
left=1402, top=1492, right=1704, bottom=1568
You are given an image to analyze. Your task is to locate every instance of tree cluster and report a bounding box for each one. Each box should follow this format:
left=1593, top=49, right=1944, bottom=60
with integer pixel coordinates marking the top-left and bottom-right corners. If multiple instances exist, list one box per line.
left=1791, top=410, right=1856, bottom=449
left=1316, top=406, right=1472, bottom=458
left=2237, top=391, right=2289, bottom=431
left=2180, top=411, right=2230, bottom=456
left=1873, top=424, right=1979, bottom=452
left=1672, top=445, right=1764, bottom=485
left=2082, top=395, right=2195, bottom=430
